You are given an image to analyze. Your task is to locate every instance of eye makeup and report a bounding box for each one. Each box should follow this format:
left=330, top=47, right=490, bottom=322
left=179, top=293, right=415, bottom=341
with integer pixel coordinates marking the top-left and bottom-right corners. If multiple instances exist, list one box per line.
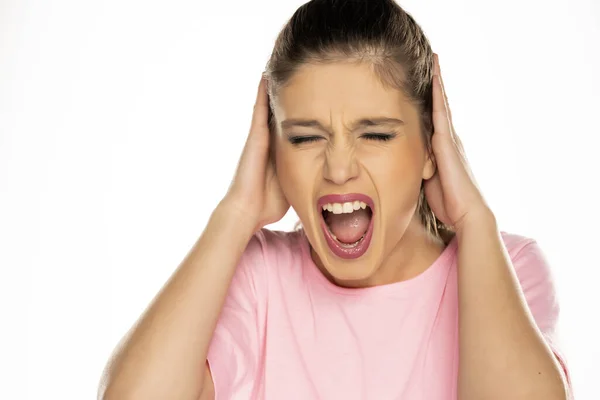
left=360, top=132, right=397, bottom=141
left=288, top=136, right=324, bottom=145
left=287, top=132, right=397, bottom=145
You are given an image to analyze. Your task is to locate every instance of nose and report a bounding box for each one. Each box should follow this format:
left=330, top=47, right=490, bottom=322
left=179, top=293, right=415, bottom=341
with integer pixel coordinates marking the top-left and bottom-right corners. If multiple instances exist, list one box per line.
left=322, top=144, right=359, bottom=186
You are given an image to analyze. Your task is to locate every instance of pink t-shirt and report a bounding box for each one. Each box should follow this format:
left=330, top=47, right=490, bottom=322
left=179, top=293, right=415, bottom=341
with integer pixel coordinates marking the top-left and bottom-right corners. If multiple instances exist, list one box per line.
left=207, top=228, right=571, bottom=399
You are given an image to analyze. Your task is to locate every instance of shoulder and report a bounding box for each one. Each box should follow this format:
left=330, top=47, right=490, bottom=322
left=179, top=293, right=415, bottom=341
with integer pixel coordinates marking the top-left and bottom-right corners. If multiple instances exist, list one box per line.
left=500, top=231, right=554, bottom=283
left=500, top=231, right=560, bottom=330
left=237, top=228, right=306, bottom=285
left=236, top=227, right=300, bottom=263
left=218, top=228, right=304, bottom=319
left=500, top=231, right=537, bottom=258
left=249, top=227, right=306, bottom=264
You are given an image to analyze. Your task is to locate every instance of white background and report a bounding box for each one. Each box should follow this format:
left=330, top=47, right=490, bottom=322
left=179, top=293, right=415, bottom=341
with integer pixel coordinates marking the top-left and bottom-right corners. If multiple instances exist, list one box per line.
left=1, top=0, right=599, bottom=398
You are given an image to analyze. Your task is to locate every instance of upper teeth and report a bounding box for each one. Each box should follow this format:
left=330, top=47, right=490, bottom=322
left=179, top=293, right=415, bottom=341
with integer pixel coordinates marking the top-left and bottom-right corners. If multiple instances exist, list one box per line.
left=322, top=201, right=368, bottom=214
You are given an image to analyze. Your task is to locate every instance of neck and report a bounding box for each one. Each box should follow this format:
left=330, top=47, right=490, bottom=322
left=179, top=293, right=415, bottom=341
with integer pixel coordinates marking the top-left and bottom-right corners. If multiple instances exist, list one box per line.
left=310, top=216, right=446, bottom=288
left=375, top=218, right=446, bottom=285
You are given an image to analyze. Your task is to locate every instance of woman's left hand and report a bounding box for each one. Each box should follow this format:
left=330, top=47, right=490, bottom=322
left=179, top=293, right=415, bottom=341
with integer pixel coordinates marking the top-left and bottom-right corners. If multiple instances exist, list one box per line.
left=423, top=54, right=492, bottom=231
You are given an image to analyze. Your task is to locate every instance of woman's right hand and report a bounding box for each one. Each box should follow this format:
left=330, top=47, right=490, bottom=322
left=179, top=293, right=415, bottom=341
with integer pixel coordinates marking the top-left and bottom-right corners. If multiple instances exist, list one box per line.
left=220, top=75, right=290, bottom=233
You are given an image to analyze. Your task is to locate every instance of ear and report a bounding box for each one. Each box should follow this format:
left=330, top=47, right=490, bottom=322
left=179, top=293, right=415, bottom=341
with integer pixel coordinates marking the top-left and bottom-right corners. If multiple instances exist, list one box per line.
left=422, top=153, right=436, bottom=180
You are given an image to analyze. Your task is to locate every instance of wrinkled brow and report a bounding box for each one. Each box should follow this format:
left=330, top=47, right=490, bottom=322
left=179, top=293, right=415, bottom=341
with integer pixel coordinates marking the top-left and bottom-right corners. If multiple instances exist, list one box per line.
left=280, top=117, right=405, bottom=131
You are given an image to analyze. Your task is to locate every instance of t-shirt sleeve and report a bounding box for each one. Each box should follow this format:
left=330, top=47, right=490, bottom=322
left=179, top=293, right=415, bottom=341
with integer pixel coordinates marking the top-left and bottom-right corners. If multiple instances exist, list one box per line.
left=510, top=238, right=573, bottom=397
left=206, top=230, right=269, bottom=399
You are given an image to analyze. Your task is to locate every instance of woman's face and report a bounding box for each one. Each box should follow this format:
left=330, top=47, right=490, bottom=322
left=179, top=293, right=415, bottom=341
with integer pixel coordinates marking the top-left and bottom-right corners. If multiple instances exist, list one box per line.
left=273, top=62, right=436, bottom=286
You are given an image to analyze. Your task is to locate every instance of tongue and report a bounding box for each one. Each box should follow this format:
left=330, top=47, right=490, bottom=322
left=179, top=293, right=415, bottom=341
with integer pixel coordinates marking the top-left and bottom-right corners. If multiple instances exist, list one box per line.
left=325, top=208, right=371, bottom=244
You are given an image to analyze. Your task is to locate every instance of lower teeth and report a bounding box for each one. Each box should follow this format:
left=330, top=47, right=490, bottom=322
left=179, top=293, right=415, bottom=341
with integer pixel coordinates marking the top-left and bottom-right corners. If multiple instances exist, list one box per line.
left=330, top=231, right=366, bottom=247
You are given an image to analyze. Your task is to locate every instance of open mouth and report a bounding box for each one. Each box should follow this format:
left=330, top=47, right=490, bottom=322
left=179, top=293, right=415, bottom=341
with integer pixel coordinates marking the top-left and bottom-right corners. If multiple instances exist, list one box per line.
left=317, top=193, right=375, bottom=259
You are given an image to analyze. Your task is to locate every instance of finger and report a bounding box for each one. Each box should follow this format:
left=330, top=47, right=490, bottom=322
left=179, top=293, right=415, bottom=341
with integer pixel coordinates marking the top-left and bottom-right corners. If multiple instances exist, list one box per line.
left=433, top=53, right=441, bottom=76
left=432, top=71, right=452, bottom=139
left=433, top=54, right=452, bottom=120
left=436, top=55, right=468, bottom=156
left=433, top=73, right=468, bottom=160
left=250, top=75, right=270, bottom=134
left=239, top=76, right=270, bottom=170
left=432, top=56, right=468, bottom=169
left=454, top=131, right=466, bottom=157
left=433, top=54, right=464, bottom=155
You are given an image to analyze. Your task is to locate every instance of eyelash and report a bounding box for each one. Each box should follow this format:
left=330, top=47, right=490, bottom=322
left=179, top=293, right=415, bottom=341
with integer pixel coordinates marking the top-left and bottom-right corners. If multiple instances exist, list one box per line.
left=289, top=136, right=322, bottom=145
left=362, top=133, right=396, bottom=141
left=289, top=133, right=396, bottom=145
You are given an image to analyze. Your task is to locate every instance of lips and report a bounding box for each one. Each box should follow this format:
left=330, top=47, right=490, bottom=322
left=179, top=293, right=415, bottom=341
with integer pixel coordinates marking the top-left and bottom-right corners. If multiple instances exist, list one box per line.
left=317, top=193, right=375, bottom=259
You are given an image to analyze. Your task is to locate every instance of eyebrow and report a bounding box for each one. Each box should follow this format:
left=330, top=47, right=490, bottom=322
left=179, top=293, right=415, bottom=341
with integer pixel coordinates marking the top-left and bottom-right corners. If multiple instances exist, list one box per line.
left=280, top=117, right=405, bottom=131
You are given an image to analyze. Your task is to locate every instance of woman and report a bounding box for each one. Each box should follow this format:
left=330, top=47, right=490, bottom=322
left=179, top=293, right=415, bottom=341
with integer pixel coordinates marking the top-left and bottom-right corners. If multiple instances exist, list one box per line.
left=99, top=1, right=572, bottom=399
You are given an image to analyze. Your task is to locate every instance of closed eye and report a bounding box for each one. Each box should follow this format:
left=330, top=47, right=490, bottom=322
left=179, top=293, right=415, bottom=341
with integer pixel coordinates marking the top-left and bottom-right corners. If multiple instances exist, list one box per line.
left=289, top=132, right=396, bottom=145
left=288, top=136, right=323, bottom=145
left=360, top=132, right=397, bottom=141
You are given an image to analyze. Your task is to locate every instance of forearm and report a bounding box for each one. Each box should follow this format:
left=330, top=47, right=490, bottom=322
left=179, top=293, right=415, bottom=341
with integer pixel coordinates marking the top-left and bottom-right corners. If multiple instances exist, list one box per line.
left=456, top=210, right=567, bottom=400
left=100, top=203, right=256, bottom=400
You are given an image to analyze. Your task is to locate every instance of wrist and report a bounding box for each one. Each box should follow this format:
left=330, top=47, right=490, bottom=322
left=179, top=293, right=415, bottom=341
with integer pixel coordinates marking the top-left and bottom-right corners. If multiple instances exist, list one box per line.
left=455, top=207, right=497, bottom=240
left=215, top=198, right=260, bottom=234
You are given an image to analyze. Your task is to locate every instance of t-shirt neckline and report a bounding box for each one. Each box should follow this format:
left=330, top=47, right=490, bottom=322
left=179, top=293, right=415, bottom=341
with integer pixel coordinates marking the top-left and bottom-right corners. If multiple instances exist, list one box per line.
left=296, top=228, right=458, bottom=297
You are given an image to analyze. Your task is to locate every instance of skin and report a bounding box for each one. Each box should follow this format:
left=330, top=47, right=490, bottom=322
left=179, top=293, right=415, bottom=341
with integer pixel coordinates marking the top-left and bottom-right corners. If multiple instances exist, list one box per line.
left=272, top=61, right=444, bottom=288
left=273, top=56, right=568, bottom=399
left=99, top=55, right=569, bottom=400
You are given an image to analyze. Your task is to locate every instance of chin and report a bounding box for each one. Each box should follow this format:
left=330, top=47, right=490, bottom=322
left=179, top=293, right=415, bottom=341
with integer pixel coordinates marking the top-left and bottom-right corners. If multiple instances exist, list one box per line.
left=299, top=190, right=418, bottom=286
left=308, top=212, right=385, bottom=286
left=308, top=240, right=381, bottom=285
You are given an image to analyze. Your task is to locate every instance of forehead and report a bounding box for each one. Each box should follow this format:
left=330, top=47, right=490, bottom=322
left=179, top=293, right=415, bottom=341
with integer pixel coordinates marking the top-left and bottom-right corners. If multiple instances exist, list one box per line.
left=275, top=62, right=412, bottom=119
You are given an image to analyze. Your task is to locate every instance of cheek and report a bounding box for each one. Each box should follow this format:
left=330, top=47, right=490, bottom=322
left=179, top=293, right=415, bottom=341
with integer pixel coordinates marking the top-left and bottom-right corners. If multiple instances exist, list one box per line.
left=275, top=147, right=317, bottom=209
left=364, top=143, right=425, bottom=212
